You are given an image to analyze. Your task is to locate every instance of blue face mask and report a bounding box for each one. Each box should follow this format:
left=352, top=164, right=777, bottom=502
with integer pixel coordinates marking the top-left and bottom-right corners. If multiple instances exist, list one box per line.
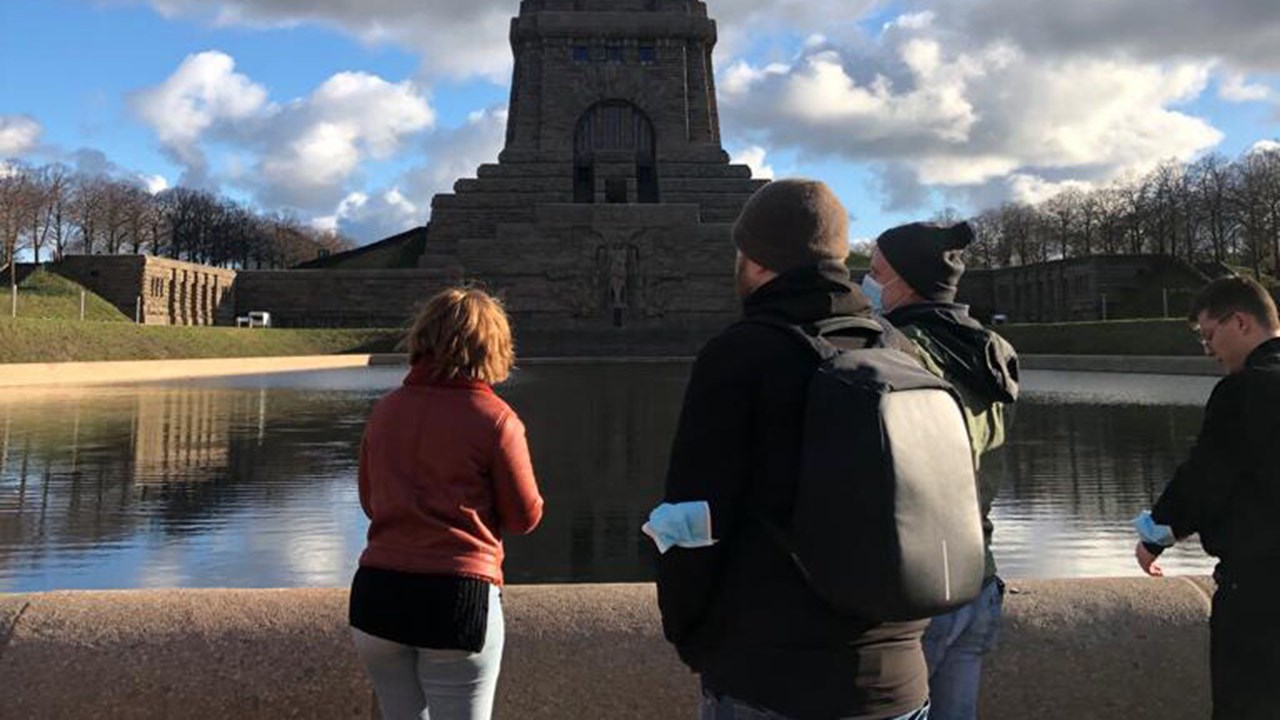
left=861, top=274, right=886, bottom=314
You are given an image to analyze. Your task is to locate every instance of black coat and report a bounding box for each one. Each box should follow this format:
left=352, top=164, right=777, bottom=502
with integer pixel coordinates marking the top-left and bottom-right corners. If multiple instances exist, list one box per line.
left=656, top=263, right=928, bottom=720
left=1151, top=337, right=1280, bottom=576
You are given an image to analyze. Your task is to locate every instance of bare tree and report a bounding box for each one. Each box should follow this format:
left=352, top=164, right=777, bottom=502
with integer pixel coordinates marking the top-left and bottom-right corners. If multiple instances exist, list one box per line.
left=21, top=166, right=51, bottom=265
left=122, top=184, right=158, bottom=255
left=96, top=180, right=134, bottom=255
left=1249, top=148, right=1280, bottom=277
left=1190, top=153, right=1236, bottom=264
left=1044, top=189, right=1081, bottom=260
left=966, top=208, right=1003, bottom=269
left=70, top=174, right=107, bottom=255
left=1229, top=151, right=1274, bottom=278
left=0, top=162, right=34, bottom=314
left=39, top=163, right=72, bottom=262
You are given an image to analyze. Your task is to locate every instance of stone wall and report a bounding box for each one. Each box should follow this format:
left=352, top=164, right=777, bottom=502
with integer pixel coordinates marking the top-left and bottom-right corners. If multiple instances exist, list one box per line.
left=232, top=269, right=450, bottom=329
left=960, top=255, right=1211, bottom=323
left=0, top=578, right=1215, bottom=720
left=53, top=255, right=237, bottom=326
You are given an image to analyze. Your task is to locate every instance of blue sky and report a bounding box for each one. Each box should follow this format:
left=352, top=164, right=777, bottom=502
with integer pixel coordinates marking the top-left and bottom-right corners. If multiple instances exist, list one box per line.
left=2, top=0, right=1277, bottom=245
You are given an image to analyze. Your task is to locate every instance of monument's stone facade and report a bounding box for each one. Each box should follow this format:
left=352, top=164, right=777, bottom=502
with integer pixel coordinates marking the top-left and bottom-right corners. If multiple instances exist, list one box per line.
left=53, top=255, right=236, bottom=326
left=42, top=1, right=769, bottom=353
left=418, top=0, right=767, bottom=355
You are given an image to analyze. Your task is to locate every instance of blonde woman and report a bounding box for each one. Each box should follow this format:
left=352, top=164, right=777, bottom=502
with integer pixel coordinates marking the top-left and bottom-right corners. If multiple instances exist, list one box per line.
left=349, top=287, right=544, bottom=720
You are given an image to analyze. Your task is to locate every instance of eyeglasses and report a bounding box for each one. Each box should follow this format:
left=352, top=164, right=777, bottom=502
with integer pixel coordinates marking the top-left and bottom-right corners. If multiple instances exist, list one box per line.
left=1195, top=313, right=1237, bottom=347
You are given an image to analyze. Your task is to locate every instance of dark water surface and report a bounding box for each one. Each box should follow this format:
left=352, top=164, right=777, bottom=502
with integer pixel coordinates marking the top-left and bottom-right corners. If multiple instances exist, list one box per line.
left=0, top=365, right=1221, bottom=591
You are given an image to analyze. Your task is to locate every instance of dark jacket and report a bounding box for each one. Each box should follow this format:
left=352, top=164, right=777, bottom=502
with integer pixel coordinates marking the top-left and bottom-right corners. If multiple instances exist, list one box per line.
left=884, top=302, right=1020, bottom=579
left=656, top=263, right=928, bottom=720
left=1149, top=337, right=1280, bottom=576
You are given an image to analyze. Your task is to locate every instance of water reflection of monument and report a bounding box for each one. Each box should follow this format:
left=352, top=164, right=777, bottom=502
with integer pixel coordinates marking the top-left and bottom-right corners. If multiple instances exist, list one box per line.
left=498, top=363, right=688, bottom=583
left=131, top=390, right=238, bottom=483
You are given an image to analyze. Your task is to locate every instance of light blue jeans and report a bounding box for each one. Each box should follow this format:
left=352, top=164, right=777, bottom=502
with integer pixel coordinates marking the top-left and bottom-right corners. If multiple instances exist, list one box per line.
left=921, top=578, right=1004, bottom=720
left=700, top=692, right=930, bottom=719
left=352, top=584, right=504, bottom=720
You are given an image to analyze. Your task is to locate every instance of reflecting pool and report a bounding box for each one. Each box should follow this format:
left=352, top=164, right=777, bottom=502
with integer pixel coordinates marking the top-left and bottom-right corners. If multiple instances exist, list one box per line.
left=0, top=365, right=1221, bottom=591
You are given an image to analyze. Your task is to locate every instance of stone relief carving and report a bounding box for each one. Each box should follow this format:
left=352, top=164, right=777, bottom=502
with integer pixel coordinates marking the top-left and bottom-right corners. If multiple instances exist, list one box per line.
left=595, top=241, right=639, bottom=314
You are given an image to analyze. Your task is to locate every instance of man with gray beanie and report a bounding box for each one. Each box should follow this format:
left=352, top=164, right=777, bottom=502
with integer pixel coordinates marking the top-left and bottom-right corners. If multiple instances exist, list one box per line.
left=864, top=221, right=1020, bottom=720
left=646, top=179, right=931, bottom=720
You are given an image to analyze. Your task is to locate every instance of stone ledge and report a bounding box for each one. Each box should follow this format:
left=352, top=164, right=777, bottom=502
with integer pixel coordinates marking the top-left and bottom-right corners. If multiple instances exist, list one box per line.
left=0, top=355, right=399, bottom=389
left=0, top=578, right=1213, bottom=720
left=0, top=596, right=29, bottom=664
left=1021, top=354, right=1222, bottom=376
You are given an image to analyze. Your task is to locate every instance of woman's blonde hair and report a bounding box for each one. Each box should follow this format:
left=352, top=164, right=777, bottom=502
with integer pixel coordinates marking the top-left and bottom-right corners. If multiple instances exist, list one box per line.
left=406, top=287, right=515, bottom=384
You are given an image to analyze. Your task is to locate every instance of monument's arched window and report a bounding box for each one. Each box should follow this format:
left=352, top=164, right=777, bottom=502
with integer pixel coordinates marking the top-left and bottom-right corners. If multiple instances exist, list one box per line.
left=574, top=100, right=659, bottom=204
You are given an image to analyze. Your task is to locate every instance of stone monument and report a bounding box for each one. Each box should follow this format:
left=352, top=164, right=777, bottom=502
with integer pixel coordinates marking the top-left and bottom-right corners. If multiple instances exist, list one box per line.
left=418, top=0, right=767, bottom=355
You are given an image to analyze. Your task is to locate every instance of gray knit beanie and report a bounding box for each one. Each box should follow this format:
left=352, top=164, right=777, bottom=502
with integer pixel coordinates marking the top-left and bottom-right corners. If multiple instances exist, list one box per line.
left=732, top=179, right=850, bottom=273
left=875, top=221, right=975, bottom=303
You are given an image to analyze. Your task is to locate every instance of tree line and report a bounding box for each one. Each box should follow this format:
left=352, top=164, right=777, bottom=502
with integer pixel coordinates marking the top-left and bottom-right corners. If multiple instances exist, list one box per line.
left=0, top=161, right=354, bottom=276
left=962, top=146, right=1280, bottom=279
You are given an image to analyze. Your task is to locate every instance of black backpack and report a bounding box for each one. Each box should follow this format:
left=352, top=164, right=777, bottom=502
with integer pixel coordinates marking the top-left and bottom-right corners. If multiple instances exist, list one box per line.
left=751, top=316, right=986, bottom=621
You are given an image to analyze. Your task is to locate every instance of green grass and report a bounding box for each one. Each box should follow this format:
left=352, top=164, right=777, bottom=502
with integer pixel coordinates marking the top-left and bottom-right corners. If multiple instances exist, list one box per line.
left=0, top=270, right=405, bottom=363
left=0, top=318, right=404, bottom=363
left=0, top=270, right=130, bottom=322
left=0, top=270, right=1223, bottom=362
left=846, top=252, right=871, bottom=271
left=997, top=318, right=1204, bottom=356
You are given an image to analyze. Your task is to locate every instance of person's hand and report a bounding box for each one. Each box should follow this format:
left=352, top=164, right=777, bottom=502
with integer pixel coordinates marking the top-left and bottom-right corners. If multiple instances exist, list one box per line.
left=1136, top=542, right=1164, bottom=577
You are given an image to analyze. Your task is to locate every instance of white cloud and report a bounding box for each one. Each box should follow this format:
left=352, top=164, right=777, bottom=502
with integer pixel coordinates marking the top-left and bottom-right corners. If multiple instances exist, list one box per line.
left=309, top=106, right=506, bottom=243
left=141, top=174, right=171, bottom=194
left=0, top=115, right=42, bottom=157
left=110, top=1, right=1263, bottom=219
left=884, top=11, right=935, bottom=32
left=321, top=187, right=425, bottom=242
left=126, top=0, right=519, bottom=81
left=731, top=145, right=775, bottom=179
left=938, top=0, right=1280, bottom=73
left=719, top=27, right=1222, bottom=209
left=133, top=52, right=434, bottom=210
left=721, top=40, right=988, bottom=153
left=248, top=71, right=433, bottom=207
left=1248, top=139, right=1280, bottom=154
left=306, top=72, right=436, bottom=158
left=1219, top=73, right=1272, bottom=102
left=721, top=60, right=790, bottom=98
left=131, top=51, right=269, bottom=181
left=1006, top=174, right=1095, bottom=206
left=121, top=0, right=894, bottom=82
left=403, top=106, right=507, bottom=204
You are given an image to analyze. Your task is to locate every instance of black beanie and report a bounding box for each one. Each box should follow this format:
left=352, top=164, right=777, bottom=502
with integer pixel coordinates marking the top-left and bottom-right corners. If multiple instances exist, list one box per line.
left=875, top=221, right=975, bottom=303
left=732, top=178, right=850, bottom=273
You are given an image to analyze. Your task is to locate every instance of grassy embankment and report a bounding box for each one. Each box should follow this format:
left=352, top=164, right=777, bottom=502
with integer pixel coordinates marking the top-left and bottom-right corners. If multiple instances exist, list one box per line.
left=0, top=269, right=1228, bottom=363
left=0, top=271, right=403, bottom=364
left=997, top=319, right=1204, bottom=356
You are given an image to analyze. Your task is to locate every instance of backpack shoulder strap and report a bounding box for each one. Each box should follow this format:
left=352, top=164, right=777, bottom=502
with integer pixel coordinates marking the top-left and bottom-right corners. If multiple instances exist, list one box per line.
left=742, top=315, right=885, bottom=360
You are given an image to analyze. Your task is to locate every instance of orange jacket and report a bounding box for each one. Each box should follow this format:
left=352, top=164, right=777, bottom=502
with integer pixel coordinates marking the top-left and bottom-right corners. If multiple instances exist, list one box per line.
left=357, top=363, right=544, bottom=585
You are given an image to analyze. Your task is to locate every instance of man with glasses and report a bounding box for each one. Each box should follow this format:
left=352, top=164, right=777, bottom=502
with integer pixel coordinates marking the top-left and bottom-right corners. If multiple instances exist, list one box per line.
left=1134, top=275, right=1280, bottom=720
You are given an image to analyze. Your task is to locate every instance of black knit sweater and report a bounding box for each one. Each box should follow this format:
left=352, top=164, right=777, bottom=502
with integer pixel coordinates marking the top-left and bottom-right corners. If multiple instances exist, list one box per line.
left=349, top=566, right=493, bottom=651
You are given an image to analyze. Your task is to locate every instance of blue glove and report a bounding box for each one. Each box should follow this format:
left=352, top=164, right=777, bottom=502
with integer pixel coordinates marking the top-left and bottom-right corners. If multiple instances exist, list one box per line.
left=1133, top=510, right=1176, bottom=548
left=642, top=501, right=717, bottom=554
